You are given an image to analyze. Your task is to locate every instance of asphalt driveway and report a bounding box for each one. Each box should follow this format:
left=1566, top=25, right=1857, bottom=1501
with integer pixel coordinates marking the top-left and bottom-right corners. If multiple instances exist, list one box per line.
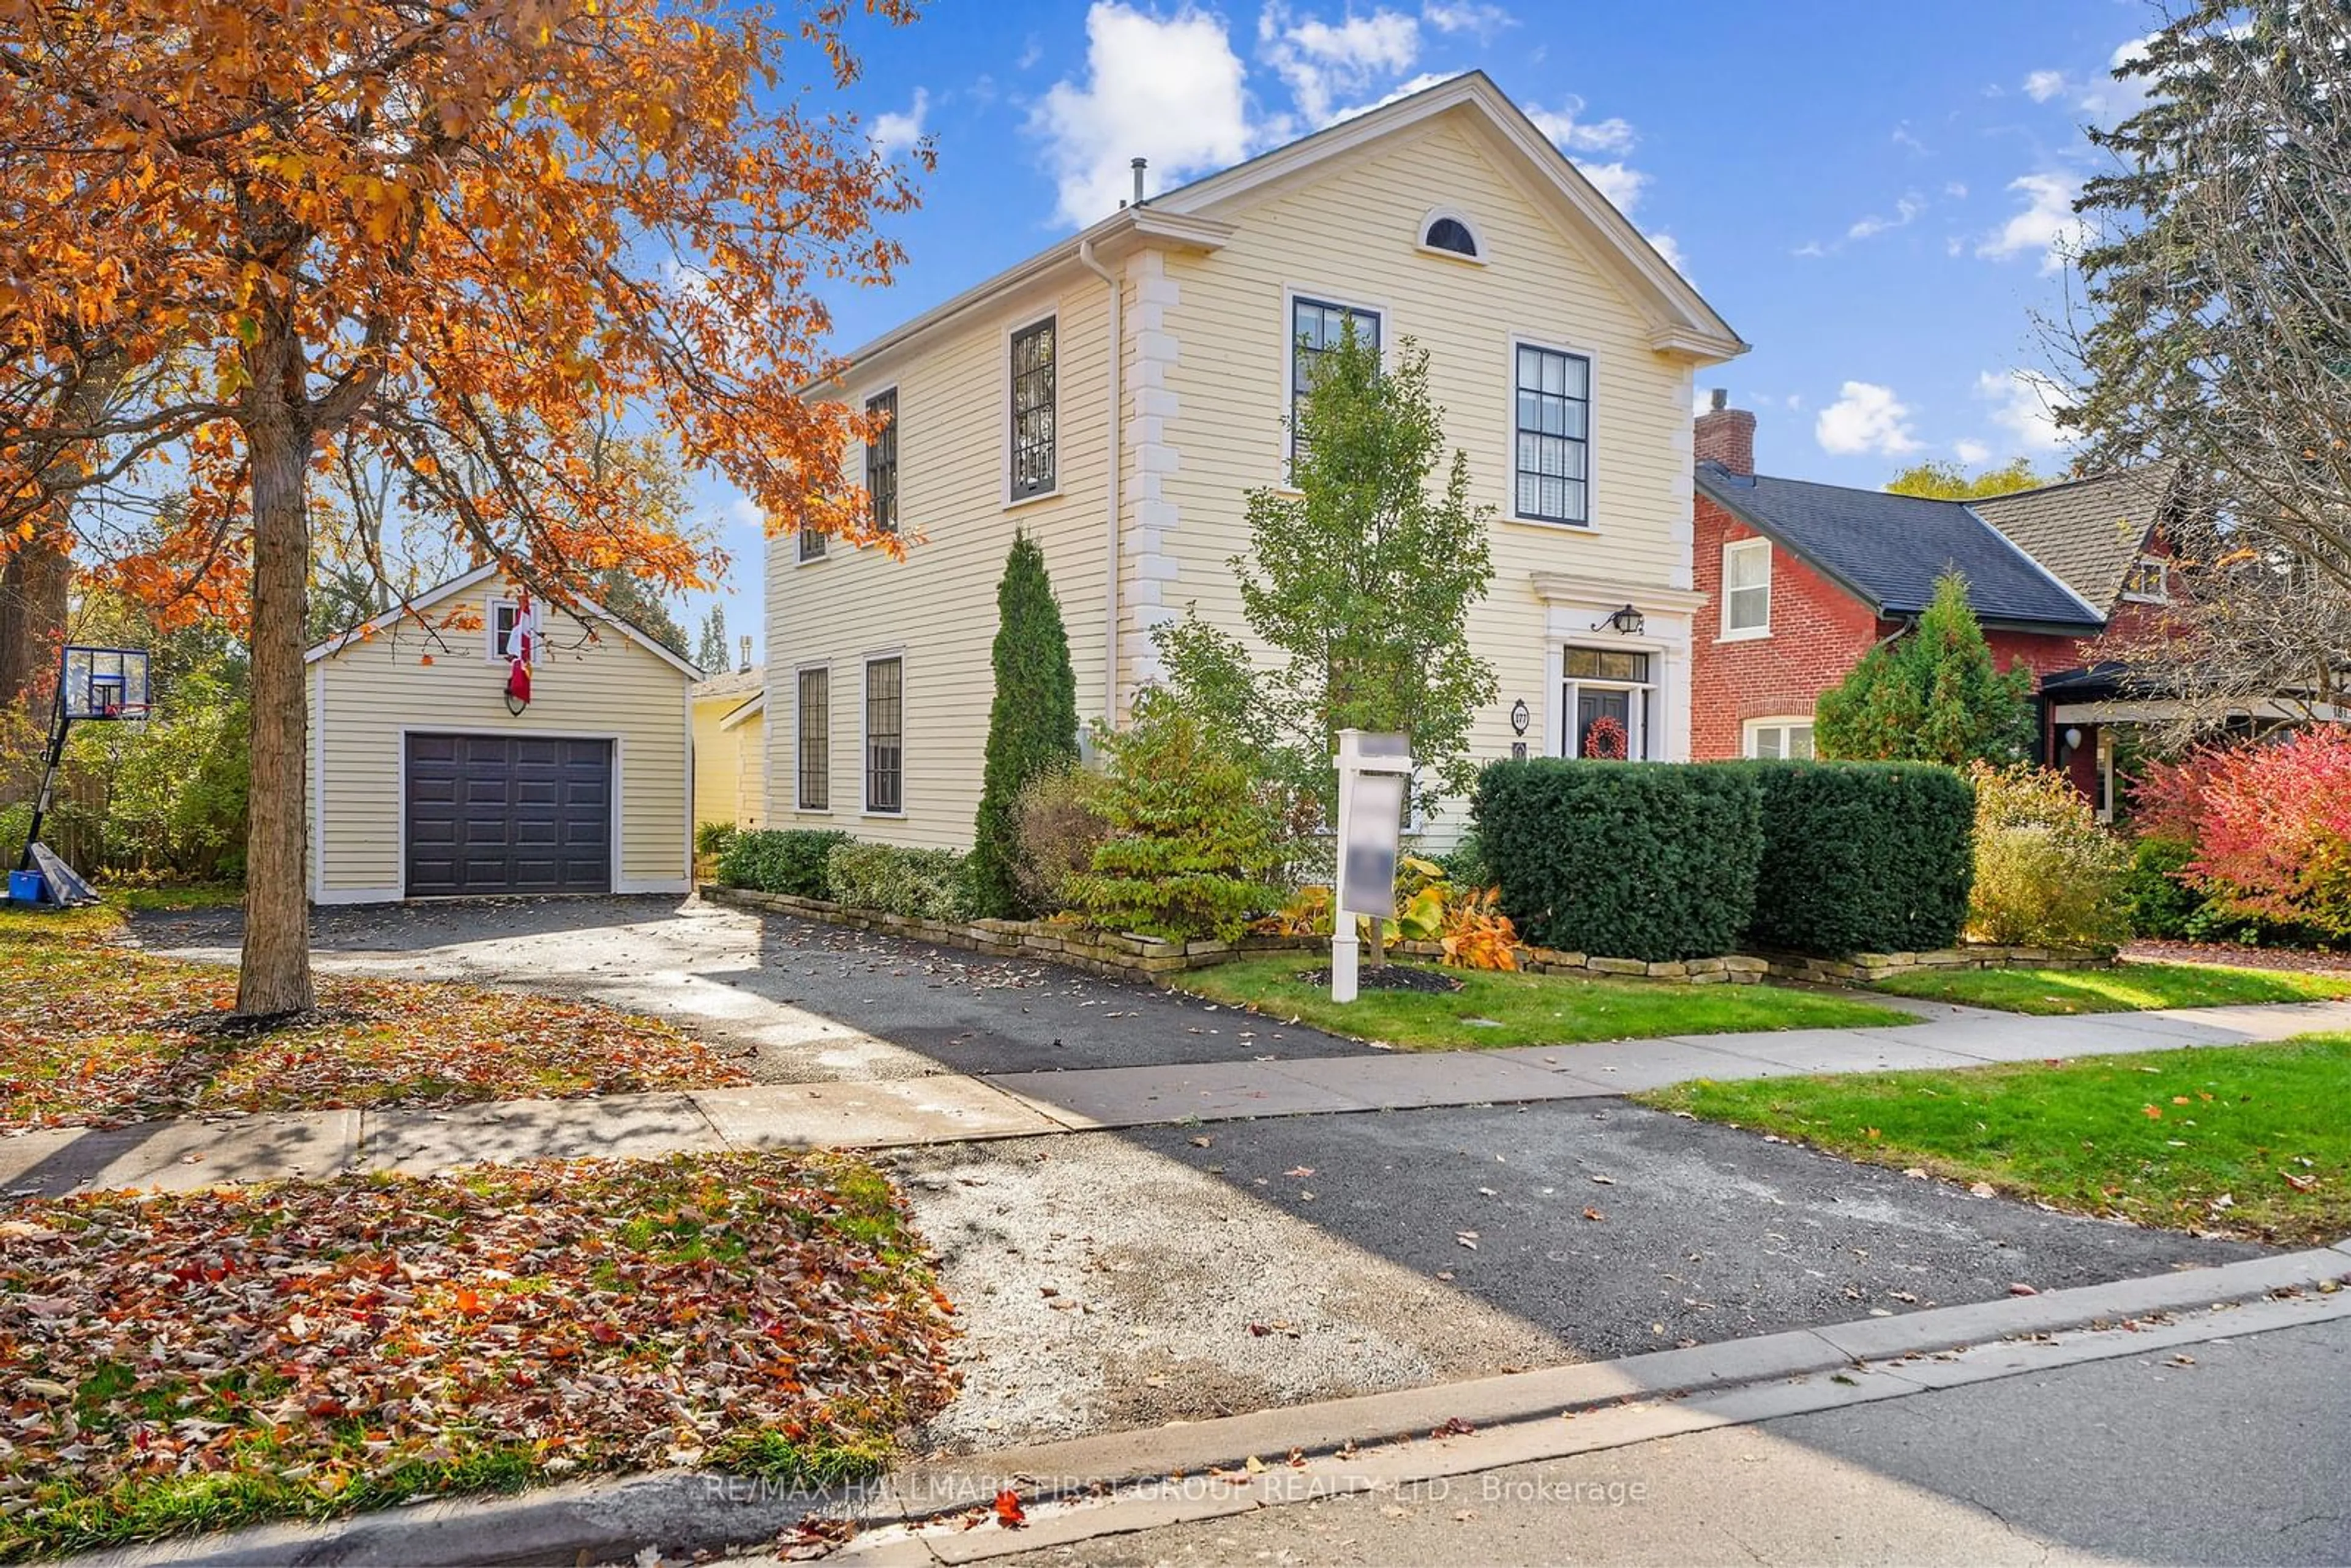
left=132, top=895, right=1381, bottom=1081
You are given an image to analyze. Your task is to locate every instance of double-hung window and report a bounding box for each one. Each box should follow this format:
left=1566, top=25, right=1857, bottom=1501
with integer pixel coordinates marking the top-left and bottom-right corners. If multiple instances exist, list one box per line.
left=865, top=388, right=898, bottom=536
left=1291, top=296, right=1381, bottom=466
left=1513, top=345, right=1591, bottom=525
left=1722, top=538, right=1771, bottom=637
left=1010, top=320, right=1056, bottom=501
left=795, top=667, right=830, bottom=811
left=864, top=656, right=903, bottom=813
left=487, top=598, right=534, bottom=664
left=1559, top=647, right=1654, bottom=760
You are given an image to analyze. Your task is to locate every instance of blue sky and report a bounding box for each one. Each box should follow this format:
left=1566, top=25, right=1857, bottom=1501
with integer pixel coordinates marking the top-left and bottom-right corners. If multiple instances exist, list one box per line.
left=680, top=0, right=2156, bottom=661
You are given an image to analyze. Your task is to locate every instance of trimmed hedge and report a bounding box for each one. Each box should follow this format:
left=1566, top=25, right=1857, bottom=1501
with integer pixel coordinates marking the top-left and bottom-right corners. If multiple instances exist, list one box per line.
left=1472, top=760, right=1764, bottom=962
left=715, top=828, right=852, bottom=899
left=824, top=841, right=969, bottom=921
left=1741, top=762, right=1975, bottom=956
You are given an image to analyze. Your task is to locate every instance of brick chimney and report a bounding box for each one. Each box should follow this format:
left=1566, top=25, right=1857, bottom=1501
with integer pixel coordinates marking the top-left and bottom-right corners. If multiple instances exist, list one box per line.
left=1693, top=388, right=1755, bottom=478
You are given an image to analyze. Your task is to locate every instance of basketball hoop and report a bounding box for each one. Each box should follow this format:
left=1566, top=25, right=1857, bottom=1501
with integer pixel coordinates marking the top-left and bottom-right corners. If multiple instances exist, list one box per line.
left=20, top=646, right=155, bottom=882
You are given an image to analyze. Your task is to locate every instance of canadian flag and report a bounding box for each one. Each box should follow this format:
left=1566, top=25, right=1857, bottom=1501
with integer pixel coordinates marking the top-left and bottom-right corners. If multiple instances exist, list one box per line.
left=504, top=592, right=534, bottom=708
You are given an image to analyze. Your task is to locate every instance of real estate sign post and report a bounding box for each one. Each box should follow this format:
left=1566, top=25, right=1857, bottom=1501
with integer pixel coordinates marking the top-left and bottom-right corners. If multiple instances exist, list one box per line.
left=1332, top=729, right=1411, bottom=1003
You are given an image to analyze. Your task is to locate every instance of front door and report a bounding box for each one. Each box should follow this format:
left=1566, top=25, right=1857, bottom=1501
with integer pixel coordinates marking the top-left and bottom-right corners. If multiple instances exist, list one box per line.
left=1576, top=688, right=1632, bottom=759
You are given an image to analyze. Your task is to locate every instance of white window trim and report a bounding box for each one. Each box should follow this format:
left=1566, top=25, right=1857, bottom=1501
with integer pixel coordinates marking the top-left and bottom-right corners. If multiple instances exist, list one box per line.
left=2119, top=553, right=2171, bottom=604
left=1548, top=640, right=1663, bottom=761
left=1002, top=314, right=1060, bottom=509
left=861, top=382, right=901, bottom=542
left=1720, top=538, right=1772, bottom=641
left=793, top=661, right=833, bottom=814
left=1415, top=205, right=1487, bottom=264
left=1742, top=715, right=1817, bottom=761
left=485, top=596, right=536, bottom=664
left=1505, top=333, right=1600, bottom=531
left=1280, top=284, right=1390, bottom=489
left=860, top=649, right=906, bottom=817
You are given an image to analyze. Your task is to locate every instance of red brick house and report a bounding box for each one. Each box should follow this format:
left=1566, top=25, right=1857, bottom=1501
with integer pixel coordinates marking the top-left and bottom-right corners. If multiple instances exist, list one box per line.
left=1688, top=394, right=2175, bottom=814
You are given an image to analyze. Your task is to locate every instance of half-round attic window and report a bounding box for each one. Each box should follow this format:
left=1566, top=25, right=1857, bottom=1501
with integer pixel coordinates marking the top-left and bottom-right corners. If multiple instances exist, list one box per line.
left=1423, top=216, right=1479, bottom=257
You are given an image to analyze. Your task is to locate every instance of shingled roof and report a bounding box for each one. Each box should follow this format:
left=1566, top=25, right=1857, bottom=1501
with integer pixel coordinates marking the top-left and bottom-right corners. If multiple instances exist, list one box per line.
left=1696, top=465, right=2105, bottom=632
left=1970, top=466, right=2171, bottom=612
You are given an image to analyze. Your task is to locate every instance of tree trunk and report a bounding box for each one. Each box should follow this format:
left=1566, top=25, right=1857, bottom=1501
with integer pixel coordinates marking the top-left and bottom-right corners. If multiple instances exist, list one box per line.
left=1, top=353, right=127, bottom=711
left=237, top=396, right=316, bottom=1016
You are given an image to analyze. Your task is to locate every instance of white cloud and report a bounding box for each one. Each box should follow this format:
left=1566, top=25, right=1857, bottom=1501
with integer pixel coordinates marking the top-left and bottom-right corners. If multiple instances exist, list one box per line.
left=1422, top=1, right=1513, bottom=37
left=1943, top=180, right=1968, bottom=199
left=1575, top=160, right=1646, bottom=214
left=1031, top=2, right=1255, bottom=227
left=1891, top=122, right=1929, bottom=155
left=1328, top=70, right=1450, bottom=124
left=1816, top=381, right=1923, bottom=458
left=1646, top=231, right=1688, bottom=277
left=1791, top=239, right=1828, bottom=259
left=1976, top=369, right=2074, bottom=454
left=1847, top=193, right=1925, bottom=241
left=2023, top=68, right=2068, bottom=102
left=1262, top=4, right=1421, bottom=124
left=869, top=88, right=929, bottom=160
left=2080, top=32, right=2156, bottom=122
left=1524, top=97, right=1637, bottom=154
left=1976, top=172, right=2085, bottom=274
left=1953, top=438, right=1992, bottom=466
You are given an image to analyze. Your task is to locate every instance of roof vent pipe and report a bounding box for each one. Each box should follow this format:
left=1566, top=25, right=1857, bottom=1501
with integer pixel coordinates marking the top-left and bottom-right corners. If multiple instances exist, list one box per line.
left=738, top=634, right=752, bottom=673
left=1131, top=157, right=1147, bottom=207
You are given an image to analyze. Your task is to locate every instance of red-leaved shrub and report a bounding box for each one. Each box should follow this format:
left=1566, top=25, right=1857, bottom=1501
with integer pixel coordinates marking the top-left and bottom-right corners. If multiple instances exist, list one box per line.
left=2134, top=729, right=2351, bottom=938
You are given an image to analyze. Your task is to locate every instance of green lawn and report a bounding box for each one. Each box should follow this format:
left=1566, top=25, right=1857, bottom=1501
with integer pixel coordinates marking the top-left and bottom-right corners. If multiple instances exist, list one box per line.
left=1874, top=961, right=2351, bottom=1016
left=1177, top=956, right=1919, bottom=1051
left=1640, top=1036, right=2351, bottom=1242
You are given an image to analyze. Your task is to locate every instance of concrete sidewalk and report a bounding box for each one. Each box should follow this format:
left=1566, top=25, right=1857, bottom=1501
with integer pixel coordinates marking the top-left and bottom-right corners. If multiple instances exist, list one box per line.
left=9, top=996, right=2351, bottom=1196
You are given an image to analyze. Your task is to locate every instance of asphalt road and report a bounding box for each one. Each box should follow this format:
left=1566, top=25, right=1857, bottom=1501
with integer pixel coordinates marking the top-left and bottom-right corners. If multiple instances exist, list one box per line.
left=132, top=895, right=1381, bottom=1079
left=1000, top=1314, right=2351, bottom=1566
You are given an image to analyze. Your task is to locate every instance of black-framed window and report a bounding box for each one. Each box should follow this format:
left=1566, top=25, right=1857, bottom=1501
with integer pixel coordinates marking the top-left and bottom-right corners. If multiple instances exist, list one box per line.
left=1514, top=344, right=1591, bottom=525
left=1010, top=320, right=1055, bottom=500
left=1423, top=216, right=1477, bottom=257
left=1291, top=296, right=1380, bottom=463
left=796, top=667, right=829, bottom=811
left=864, top=656, right=902, bottom=813
left=865, top=388, right=898, bottom=536
left=798, top=527, right=827, bottom=562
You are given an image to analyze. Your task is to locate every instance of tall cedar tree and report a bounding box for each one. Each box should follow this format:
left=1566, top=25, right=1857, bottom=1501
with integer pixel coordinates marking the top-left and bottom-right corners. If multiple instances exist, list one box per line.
left=1815, top=572, right=2034, bottom=766
left=968, top=530, right=1079, bottom=917
left=1157, top=322, right=1496, bottom=820
left=0, top=1, right=923, bottom=1013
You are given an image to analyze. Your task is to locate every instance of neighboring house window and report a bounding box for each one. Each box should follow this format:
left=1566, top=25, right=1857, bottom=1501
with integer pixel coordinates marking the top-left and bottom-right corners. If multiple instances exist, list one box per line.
left=795, top=667, right=830, bottom=812
left=1422, top=216, right=1479, bottom=257
left=1291, top=296, right=1381, bottom=465
left=864, top=656, right=903, bottom=812
left=1744, top=718, right=1815, bottom=761
left=866, top=388, right=899, bottom=535
left=1722, top=538, right=1771, bottom=636
left=1010, top=320, right=1056, bottom=501
left=797, top=528, right=827, bottom=562
left=487, top=598, right=533, bottom=663
left=1560, top=646, right=1654, bottom=760
left=2120, top=555, right=2169, bottom=603
left=1514, top=345, right=1591, bottom=525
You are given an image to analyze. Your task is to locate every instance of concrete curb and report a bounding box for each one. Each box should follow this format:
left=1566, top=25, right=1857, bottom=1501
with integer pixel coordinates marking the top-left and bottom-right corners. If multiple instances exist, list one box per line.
left=72, top=1244, right=2351, bottom=1568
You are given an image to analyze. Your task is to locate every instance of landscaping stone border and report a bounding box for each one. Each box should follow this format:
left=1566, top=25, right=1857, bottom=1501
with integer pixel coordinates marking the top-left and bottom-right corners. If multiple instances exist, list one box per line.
left=695, top=885, right=1773, bottom=986
left=1760, top=943, right=2118, bottom=986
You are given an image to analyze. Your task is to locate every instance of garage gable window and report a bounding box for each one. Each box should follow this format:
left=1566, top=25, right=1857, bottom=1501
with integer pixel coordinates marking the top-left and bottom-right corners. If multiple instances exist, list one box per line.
left=795, top=666, right=830, bottom=812
left=864, top=656, right=903, bottom=814
left=487, top=598, right=534, bottom=664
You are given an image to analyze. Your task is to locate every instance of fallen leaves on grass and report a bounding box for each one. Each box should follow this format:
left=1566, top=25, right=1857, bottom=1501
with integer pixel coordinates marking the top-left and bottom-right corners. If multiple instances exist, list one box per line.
left=0, top=1152, right=958, bottom=1558
left=0, top=943, right=749, bottom=1131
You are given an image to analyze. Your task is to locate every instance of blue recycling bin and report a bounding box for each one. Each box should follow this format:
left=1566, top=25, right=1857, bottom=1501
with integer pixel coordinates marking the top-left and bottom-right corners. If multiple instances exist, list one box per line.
left=7, top=869, right=42, bottom=904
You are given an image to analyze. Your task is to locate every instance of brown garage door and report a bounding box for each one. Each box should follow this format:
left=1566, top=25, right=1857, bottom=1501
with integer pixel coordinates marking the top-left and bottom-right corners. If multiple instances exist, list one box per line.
left=404, top=733, right=612, bottom=897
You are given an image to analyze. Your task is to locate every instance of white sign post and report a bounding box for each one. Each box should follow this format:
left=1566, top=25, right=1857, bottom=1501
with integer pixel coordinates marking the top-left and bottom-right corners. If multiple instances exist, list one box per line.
left=1331, top=729, right=1412, bottom=1003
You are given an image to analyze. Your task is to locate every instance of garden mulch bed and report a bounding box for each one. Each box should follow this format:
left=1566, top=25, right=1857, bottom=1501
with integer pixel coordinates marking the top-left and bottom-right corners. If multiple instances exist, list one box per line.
left=0, top=1152, right=959, bottom=1559
left=1294, top=964, right=1465, bottom=994
left=2122, top=939, right=2351, bottom=977
left=0, top=939, right=751, bottom=1133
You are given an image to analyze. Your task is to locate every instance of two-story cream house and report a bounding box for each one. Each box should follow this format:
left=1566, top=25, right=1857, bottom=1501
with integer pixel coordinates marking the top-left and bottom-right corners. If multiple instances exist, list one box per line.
left=764, top=71, right=1745, bottom=847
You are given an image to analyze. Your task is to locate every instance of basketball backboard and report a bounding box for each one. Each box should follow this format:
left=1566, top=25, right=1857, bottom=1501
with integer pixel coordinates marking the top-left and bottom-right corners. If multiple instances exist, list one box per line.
left=60, top=645, right=151, bottom=721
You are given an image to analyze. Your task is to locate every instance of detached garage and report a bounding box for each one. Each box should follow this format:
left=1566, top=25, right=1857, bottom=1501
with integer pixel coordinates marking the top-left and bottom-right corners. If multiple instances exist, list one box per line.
left=306, top=565, right=697, bottom=904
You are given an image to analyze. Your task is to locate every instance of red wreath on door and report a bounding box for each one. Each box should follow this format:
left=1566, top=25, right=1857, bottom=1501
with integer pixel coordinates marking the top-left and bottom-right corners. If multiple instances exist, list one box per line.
left=1583, top=715, right=1629, bottom=760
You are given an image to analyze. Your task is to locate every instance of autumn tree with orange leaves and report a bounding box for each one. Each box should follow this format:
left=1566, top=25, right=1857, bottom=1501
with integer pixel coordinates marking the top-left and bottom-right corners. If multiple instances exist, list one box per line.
left=0, top=0, right=923, bottom=1014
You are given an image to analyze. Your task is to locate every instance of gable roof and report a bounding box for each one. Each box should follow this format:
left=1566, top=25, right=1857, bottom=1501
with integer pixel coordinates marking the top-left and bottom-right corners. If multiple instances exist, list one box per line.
left=692, top=664, right=765, bottom=703
left=823, top=72, right=1744, bottom=385
left=714, top=691, right=765, bottom=731
left=1696, top=465, right=2106, bottom=632
left=304, top=561, right=703, bottom=679
left=1970, top=467, right=2171, bottom=612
